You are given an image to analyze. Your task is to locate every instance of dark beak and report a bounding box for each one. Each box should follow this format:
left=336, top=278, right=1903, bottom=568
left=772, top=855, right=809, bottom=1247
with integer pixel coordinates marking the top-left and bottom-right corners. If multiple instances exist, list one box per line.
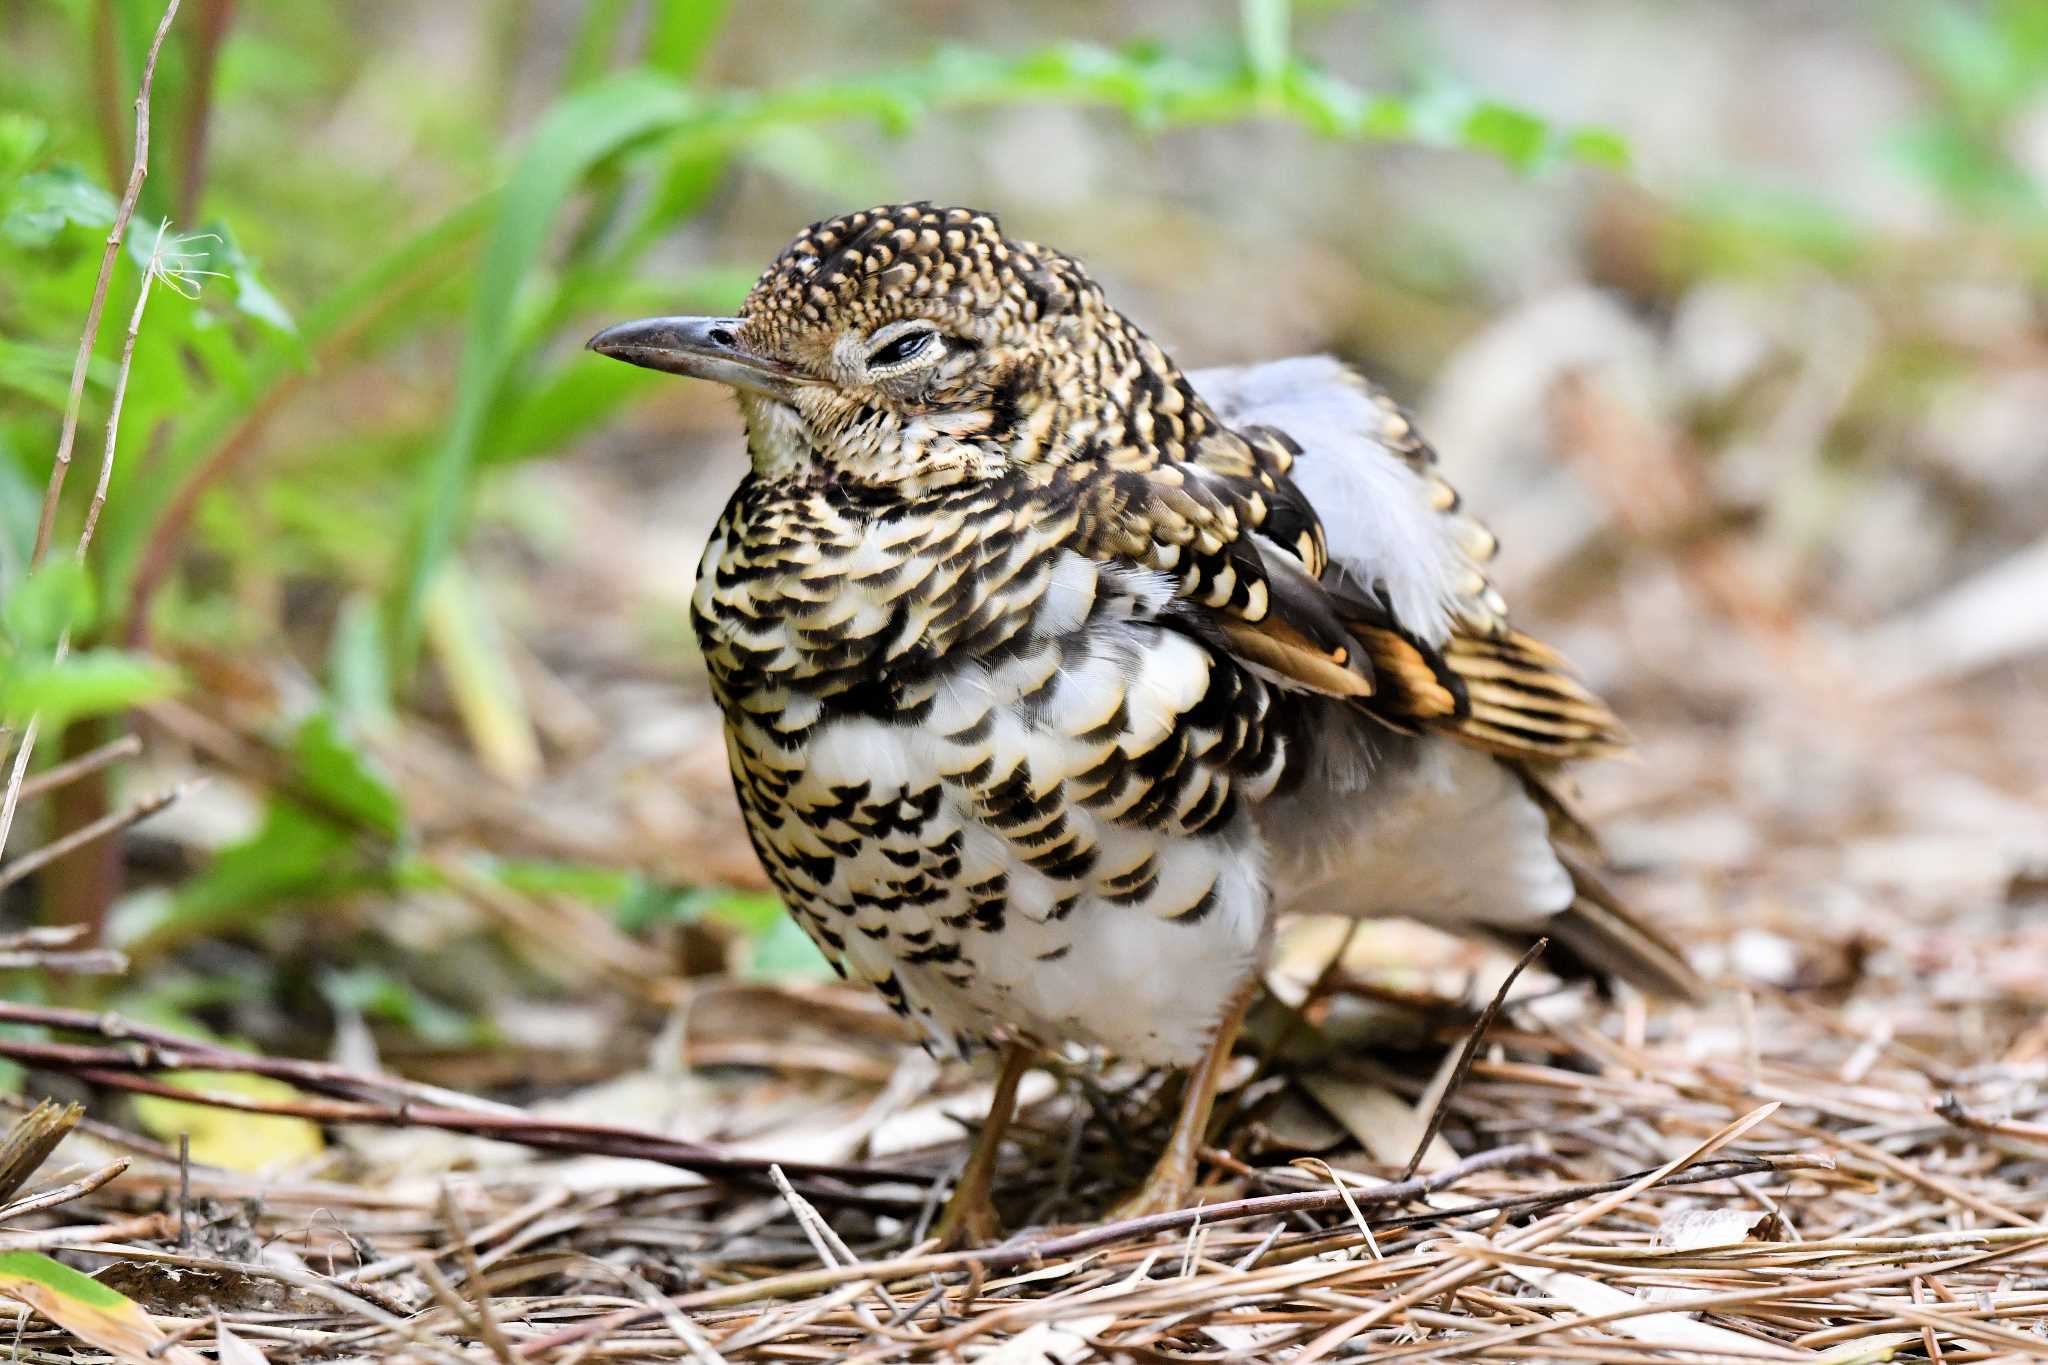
left=585, top=316, right=798, bottom=399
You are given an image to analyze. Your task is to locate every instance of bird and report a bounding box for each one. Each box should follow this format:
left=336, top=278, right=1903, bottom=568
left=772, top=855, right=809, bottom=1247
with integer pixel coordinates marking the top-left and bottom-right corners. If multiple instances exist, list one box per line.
left=589, top=202, right=1707, bottom=1244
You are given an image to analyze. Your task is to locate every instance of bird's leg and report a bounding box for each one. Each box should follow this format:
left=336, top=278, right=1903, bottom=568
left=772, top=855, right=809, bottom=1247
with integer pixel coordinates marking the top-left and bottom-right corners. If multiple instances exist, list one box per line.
left=932, top=1039, right=1035, bottom=1248
left=1110, top=975, right=1258, bottom=1220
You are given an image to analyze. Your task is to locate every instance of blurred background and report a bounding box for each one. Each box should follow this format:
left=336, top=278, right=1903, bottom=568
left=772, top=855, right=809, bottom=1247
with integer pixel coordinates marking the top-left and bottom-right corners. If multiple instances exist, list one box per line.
left=3, top=0, right=2046, bottom=1165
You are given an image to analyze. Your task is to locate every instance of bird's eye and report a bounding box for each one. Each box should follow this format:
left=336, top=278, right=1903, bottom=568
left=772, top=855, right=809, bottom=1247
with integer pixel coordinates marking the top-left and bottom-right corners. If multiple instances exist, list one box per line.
left=867, top=328, right=937, bottom=369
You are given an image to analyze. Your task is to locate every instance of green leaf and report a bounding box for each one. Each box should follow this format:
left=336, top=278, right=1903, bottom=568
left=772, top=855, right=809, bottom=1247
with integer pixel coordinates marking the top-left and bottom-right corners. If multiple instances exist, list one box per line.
left=116, top=800, right=361, bottom=953
left=0, top=1249, right=206, bottom=1364
left=648, top=0, right=732, bottom=76
left=1460, top=101, right=1551, bottom=171
left=1910, top=2, right=2033, bottom=116
left=747, top=914, right=831, bottom=979
left=1, top=166, right=115, bottom=247
left=290, top=711, right=403, bottom=838
left=1563, top=126, right=1631, bottom=171
left=211, top=223, right=299, bottom=336
left=126, top=221, right=299, bottom=337
left=0, top=1253, right=127, bottom=1311
left=476, top=355, right=658, bottom=466
left=0, top=338, right=80, bottom=410
left=563, top=0, right=636, bottom=89
left=487, top=858, right=641, bottom=908
left=0, top=649, right=178, bottom=731
left=3, top=558, right=93, bottom=652
left=688, top=887, right=787, bottom=937
left=0, top=112, right=48, bottom=182
left=319, top=966, right=477, bottom=1045
left=327, top=593, right=393, bottom=728
left=97, top=197, right=493, bottom=624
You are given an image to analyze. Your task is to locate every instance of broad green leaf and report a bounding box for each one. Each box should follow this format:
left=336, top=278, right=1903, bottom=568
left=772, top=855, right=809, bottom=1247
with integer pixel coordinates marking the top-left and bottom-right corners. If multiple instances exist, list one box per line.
left=2, top=557, right=93, bottom=651
left=207, top=222, right=299, bottom=337
left=0, top=166, right=116, bottom=247
left=116, top=800, right=362, bottom=954
left=0, top=649, right=179, bottom=731
left=0, top=1250, right=206, bottom=1364
left=124, top=221, right=299, bottom=339
left=746, top=913, right=831, bottom=979
left=319, top=965, right=476, bottom=1045
left=0, top=337, right=91, bottom=410
left=0, top=112, right=48, bottom=184
left=290, top=711, right=403, bottom=838
left=129, top=1071, right=325, bottom=1172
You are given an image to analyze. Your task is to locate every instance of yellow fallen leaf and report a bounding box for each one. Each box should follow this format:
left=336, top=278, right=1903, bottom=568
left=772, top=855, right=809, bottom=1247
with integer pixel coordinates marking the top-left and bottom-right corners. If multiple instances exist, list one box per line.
left=0, top=1250, right=205, bottom=1365
left=130, top=1071, right=324, bottom=1172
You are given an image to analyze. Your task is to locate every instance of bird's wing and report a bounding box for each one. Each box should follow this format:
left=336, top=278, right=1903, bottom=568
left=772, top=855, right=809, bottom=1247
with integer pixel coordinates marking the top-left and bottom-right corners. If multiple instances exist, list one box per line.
left=1190, top=356, right=1624, bottom=762
left=1069, top=436, right=1376, bottom=700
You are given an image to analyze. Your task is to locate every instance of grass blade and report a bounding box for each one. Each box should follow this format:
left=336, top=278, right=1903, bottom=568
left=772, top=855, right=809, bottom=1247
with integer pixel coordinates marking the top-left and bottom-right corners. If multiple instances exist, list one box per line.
left=388, top=69, right=697, bottom=677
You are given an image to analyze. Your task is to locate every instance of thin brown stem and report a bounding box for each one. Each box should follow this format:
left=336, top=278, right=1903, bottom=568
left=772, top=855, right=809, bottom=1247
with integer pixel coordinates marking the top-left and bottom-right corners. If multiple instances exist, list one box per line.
left=0, top=783, right=185, bottom=893
left=1399, top=937, right=1546, bottom=1183
left=0, top=1159, right=129, bottom=1221
left=11, top=733, right=141, bottom=804
left=32, top=0, right=180, bottom=567
left=175, top=0, right=232, bottom=222
left=0, top=1007, right=934, bottom=1200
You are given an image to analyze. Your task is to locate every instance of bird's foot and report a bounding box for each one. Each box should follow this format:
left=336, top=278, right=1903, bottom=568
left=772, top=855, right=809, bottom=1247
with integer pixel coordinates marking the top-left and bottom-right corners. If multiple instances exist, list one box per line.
left=931, top=1184, right=1003, bottom=1249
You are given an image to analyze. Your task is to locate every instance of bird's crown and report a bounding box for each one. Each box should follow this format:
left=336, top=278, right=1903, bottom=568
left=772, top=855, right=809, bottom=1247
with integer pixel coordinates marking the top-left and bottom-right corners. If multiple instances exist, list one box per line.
left=738, top=202, right=1091, bottom=346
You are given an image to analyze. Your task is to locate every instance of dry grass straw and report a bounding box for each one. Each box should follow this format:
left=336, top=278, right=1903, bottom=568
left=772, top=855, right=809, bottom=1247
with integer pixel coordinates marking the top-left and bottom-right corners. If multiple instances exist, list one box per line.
left=6, top=909, right=2048, bottom=1363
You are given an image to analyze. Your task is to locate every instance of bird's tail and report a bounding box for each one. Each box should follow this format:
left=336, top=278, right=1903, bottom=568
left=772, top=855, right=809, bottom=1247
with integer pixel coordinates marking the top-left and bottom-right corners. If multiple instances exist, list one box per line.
left=1509, top=853, right=1709, bottom=1003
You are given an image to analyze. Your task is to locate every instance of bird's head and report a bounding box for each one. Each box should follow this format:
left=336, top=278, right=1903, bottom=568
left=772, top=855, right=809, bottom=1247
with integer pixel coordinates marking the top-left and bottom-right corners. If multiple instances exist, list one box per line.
left=589, top=202, right=1202, bottom=491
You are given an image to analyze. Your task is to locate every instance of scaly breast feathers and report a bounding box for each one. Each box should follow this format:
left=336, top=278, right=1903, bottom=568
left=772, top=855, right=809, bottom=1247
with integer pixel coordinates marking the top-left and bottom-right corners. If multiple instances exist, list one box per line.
left=707, top=542, right=1286, bottom=1064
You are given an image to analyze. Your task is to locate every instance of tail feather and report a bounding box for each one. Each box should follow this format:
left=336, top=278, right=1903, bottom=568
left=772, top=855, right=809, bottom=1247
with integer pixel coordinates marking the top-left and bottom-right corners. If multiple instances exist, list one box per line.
left=1441, top=632, right=1630, bottom=761
left=1539, top=854, right=1709, bottom=1003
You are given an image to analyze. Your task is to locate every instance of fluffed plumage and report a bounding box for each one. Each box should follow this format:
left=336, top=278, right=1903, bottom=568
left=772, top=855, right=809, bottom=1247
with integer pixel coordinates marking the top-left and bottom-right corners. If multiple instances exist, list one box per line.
left=589, top=202, right=1707, bottom=1230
